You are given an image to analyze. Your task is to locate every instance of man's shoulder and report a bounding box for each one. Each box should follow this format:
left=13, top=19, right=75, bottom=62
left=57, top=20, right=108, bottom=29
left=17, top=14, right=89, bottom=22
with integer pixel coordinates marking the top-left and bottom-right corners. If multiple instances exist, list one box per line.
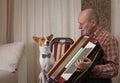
left=102, top=28, right=118, bottom=42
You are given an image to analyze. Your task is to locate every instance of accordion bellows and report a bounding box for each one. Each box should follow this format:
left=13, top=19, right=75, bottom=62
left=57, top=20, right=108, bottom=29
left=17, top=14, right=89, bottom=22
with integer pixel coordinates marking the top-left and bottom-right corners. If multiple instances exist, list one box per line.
left=47, top=36, right=103, bottom=83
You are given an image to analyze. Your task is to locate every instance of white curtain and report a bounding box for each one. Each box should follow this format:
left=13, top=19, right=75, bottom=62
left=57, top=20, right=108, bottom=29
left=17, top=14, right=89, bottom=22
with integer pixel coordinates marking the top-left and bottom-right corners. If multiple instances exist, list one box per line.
left=111, top=0, right=120, bottom=83
left=0, top=0, right=7, bottom=44
left=0, top=0, right=81, bottom=83
left=0, top=0, right=120, bottom=83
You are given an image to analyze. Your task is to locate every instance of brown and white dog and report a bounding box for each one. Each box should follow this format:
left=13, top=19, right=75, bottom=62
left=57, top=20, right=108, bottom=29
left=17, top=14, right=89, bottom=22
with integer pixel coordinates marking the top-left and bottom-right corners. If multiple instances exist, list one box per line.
left=33, top=34, right=55, bottom=83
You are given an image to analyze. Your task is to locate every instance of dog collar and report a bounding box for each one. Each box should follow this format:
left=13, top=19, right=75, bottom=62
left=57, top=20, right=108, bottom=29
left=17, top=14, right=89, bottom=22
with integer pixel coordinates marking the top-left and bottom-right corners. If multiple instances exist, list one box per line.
left=42, top=53, right=51, bottom=58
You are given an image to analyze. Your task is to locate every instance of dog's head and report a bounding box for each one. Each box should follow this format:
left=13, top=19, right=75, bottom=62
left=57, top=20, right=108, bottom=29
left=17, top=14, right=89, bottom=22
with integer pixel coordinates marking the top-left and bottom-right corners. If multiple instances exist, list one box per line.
left=33, top=34, right=53, bottom=47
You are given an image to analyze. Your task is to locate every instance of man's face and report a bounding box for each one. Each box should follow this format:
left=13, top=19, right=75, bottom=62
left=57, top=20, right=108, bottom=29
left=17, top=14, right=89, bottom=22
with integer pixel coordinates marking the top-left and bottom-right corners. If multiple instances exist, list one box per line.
left=78, top=14, right=92, bottom=36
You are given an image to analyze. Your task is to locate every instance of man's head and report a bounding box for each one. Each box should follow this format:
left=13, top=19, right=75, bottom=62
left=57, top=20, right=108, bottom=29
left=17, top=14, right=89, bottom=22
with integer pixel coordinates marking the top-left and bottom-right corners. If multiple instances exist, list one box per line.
left=78, top=8, right=99, bottom=35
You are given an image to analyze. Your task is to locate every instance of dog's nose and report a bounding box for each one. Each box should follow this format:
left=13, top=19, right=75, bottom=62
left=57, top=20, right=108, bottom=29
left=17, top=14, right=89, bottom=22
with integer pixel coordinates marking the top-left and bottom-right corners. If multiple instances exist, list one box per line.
left=46, top=41, right=49, bottom=46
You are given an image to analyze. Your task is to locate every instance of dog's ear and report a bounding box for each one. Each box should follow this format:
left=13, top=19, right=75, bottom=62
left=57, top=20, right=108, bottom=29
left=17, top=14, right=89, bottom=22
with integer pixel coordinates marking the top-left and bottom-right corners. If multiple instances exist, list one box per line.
left=33, top=36, right=39, bottom=42
left=47, top=34, right=53, bottom=41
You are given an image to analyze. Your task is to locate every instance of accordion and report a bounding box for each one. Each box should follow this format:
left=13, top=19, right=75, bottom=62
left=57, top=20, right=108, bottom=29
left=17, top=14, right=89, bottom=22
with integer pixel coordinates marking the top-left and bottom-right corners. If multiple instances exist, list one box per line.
left=47, top=36, right=103, bottom=83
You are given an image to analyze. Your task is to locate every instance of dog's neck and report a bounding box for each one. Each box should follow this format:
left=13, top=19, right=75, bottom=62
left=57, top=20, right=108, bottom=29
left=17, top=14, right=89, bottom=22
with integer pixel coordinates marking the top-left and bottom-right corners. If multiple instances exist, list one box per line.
left=39, top=46, right=51, bottom=54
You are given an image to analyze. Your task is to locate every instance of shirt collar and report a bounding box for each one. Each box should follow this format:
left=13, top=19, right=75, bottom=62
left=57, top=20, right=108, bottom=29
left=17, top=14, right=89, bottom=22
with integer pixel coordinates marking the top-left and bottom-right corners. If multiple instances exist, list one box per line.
left=94, top=27, right=103, bottom=35
left=89, top=27, right=103, bottom=38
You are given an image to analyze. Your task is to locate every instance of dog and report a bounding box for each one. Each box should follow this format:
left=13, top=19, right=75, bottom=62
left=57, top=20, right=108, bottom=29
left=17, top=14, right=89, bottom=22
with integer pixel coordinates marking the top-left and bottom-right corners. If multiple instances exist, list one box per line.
left=33, top=34, right=55, bottom=83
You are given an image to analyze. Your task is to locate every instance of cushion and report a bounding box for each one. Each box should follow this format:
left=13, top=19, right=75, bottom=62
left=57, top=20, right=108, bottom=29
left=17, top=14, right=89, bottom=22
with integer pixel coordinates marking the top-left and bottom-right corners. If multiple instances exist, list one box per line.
left=0, top=42, right=24, bottom=72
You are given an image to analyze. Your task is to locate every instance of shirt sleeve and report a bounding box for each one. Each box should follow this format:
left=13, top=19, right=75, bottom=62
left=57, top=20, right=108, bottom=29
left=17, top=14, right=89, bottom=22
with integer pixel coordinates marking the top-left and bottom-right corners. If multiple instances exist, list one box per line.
left=90, top=36, right=119, bottom=78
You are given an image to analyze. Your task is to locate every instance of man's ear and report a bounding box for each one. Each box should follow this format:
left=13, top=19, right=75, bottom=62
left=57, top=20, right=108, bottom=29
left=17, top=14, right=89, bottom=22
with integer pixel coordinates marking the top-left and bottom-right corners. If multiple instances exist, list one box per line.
left=47, top=34, right=53, bottom=41
left=33, top=36, right=40, bottom=42
left=91, top=19, right=96, bottom=27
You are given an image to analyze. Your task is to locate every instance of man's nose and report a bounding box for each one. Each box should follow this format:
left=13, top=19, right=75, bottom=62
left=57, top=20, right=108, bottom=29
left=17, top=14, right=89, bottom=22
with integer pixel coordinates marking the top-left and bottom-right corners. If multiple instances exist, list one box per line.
left=79, top=25, right=82, bottom=29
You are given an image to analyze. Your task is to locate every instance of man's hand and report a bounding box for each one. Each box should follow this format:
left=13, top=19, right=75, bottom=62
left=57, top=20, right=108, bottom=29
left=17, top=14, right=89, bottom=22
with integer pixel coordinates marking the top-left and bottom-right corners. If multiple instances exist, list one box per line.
left=74, top=57, right=92, bottom=72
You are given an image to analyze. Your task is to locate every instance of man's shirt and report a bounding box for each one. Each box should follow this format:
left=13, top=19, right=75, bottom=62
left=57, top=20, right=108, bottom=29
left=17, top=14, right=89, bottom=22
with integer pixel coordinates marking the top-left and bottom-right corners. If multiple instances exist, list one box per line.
left=89, top=27, right=119, bottom=78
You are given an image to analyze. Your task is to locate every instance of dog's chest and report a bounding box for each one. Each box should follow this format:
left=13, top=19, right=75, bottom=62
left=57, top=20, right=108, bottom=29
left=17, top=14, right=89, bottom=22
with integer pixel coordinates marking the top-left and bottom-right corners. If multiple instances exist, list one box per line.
left=39, top=46, right=51, bottom=58
left=40, top=46, right=50, bottom=53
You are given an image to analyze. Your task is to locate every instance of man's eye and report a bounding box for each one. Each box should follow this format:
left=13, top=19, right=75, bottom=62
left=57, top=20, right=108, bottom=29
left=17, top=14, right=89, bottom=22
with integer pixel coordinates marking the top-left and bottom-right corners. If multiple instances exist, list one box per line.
left=80, top=23, right=83, bottom=25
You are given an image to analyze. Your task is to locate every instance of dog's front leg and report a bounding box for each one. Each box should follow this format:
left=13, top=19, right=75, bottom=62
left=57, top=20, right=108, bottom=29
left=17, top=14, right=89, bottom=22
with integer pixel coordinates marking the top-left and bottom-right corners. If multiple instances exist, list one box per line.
left=39, top=70, right=47, bottom=83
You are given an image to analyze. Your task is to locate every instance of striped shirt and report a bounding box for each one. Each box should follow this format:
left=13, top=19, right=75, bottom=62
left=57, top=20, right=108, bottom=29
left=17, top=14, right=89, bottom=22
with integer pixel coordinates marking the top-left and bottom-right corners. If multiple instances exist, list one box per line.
left=89, top=27, right=119, bottom=78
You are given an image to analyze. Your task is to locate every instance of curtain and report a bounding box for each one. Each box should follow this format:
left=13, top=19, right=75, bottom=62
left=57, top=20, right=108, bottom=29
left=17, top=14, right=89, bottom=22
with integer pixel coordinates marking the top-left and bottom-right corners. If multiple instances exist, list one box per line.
left=111, top=0, right=120, bottom=83
left=0, top=0, right=7, bottom=44
left=0, top=0, right=81, bottom=83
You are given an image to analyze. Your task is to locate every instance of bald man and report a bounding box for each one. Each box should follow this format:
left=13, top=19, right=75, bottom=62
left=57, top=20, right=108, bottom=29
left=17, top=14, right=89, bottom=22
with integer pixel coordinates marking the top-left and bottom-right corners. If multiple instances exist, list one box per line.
left=75, top=9, right=119, bottom=83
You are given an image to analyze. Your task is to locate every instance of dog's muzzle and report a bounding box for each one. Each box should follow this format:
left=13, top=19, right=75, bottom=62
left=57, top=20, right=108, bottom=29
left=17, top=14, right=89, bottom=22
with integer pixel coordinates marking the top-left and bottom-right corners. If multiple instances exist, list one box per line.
left=42, top=53, right=51, bottom=58
left=44, top=41, right=50, bottom=46
left=46, top=41, right=50, bottom=46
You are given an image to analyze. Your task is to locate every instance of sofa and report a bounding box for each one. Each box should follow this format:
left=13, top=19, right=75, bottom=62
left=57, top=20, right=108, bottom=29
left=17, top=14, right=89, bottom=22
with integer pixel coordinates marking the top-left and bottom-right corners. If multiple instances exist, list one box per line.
left=0, top=42, right=27, bottom=83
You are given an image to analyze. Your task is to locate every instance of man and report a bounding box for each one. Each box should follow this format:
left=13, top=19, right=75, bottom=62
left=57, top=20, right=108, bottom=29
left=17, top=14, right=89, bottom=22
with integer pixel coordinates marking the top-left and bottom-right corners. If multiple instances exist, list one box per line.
left=75, top=9, right=119, bottom=83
